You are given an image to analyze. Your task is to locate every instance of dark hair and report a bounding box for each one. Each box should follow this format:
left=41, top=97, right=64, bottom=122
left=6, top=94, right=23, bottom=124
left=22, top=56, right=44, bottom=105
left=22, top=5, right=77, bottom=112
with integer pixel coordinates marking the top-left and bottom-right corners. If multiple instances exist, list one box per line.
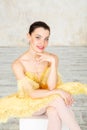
left=29, top=21, right=50, bottom=35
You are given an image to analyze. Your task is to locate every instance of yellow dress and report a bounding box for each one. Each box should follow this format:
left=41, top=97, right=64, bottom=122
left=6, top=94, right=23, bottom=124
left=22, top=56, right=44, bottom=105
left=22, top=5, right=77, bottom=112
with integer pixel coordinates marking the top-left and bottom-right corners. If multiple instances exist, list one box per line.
left=0, top=67, right=87, bottom=122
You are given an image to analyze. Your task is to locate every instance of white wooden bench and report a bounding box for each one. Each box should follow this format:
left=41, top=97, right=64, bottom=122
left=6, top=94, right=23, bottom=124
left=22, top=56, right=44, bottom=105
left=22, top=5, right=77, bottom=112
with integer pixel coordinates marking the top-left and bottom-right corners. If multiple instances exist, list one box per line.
left=19, top=115, right=70, bottom=130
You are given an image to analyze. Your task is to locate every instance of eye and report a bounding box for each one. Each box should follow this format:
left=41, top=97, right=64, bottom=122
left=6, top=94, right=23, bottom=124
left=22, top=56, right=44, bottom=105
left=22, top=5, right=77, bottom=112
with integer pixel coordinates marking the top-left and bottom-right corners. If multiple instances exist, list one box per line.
left=45, top=38, right=49, bottom=41
left=36, top=37, right=40, bottom=39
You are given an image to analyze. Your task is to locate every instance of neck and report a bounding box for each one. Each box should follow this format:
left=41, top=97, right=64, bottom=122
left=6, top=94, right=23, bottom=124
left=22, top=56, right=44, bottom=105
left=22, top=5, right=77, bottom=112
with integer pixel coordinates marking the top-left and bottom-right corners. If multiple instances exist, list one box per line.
left=27, top=46, right=39, bottom=60
left=28, top=48, right=37, bottom=57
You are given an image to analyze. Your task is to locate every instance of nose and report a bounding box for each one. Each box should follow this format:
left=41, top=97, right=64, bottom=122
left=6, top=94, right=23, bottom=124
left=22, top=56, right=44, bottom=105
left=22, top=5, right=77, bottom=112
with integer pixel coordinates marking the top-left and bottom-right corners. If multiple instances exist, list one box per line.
left=40, top=39, right=45, bottom=46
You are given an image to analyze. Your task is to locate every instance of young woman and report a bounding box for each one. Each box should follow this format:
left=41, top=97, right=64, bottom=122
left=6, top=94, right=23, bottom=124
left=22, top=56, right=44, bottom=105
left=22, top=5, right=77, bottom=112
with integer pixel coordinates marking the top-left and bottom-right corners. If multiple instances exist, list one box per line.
left=0, top=21, right=87, bottom=130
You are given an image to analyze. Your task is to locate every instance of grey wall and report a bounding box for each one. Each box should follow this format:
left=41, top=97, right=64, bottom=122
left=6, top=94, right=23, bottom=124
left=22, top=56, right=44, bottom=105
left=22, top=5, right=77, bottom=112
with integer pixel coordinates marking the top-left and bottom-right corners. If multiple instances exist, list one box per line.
left=0, top=0, right=87, bottom=46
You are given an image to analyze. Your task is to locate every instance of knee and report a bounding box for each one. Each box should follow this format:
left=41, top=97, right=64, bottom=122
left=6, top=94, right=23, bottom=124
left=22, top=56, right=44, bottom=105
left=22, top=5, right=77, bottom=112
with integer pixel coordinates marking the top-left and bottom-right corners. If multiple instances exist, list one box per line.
left=49, top=97, right=65, bottom=108
left=58, top=97, right=65, bottom=103
left=46, top=106, right=57, bottom=117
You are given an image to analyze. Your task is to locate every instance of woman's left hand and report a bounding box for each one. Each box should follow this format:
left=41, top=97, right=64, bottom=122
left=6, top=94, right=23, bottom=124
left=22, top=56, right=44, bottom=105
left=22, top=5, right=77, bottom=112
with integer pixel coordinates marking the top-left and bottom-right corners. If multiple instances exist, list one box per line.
left=56, top=89, right=74, bottom=106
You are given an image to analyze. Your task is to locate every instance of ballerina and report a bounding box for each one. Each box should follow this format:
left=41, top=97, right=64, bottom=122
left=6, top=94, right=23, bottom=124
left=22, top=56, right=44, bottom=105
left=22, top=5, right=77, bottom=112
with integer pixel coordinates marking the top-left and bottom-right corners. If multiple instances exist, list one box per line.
left=0, top=21, right=87, bottom=130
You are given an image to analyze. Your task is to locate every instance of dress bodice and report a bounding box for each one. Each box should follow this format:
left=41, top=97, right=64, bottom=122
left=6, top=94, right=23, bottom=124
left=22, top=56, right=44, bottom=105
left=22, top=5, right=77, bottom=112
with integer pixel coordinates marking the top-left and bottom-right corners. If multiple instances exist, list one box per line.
left=17, top=66, right=63, bottom=99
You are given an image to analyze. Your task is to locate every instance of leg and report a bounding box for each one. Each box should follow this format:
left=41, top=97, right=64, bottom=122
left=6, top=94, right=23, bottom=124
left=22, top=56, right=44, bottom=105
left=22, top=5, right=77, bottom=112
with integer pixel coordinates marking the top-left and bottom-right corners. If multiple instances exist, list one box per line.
left=48, top=97, right=81, bottom=130
left=32, top=105, right=62, bottom=130
left=46, top=106, right=62, bottom=130
left=32, top=107, right=46, bottom=116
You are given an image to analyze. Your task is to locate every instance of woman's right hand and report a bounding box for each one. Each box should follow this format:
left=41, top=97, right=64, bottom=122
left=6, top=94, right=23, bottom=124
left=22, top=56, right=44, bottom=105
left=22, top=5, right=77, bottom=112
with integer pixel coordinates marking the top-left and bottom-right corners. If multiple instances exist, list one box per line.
left=56, top=89, right=74, bottom=106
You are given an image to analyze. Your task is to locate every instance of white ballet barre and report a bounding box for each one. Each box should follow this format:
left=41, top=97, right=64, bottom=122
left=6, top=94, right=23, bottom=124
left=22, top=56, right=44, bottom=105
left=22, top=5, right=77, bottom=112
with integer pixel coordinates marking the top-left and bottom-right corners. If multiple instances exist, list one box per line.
left=19, top=115, right=70, bottom=130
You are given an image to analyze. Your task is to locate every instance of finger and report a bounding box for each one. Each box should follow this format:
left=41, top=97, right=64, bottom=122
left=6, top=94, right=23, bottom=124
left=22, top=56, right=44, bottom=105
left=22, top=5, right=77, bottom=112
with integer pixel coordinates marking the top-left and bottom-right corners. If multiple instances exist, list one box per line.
left=36, top=52, right=44, bottom=56
left=68, top=97, right=74, bottom=106
left=69, top=95, right=74, bottom=103
left=62, top=97, right=68, bottom=105
left=37, top=57, right=46, bottom=63
left=64, top=98, right=69, bottom=106
left=38, top=56, right=49, bottom=62
left=64, top=96, right=72, bottom=106
left=35, top=55, right=43, bottom=61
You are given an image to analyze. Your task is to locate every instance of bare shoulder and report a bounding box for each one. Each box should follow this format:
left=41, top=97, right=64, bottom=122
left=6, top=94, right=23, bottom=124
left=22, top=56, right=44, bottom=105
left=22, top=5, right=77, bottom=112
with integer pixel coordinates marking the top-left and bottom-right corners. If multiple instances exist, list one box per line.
left=12, top=50, right=28, bottom=71
left=12, top=58, right=25, bottom=79
left=12, top=59, right=22, bottom=71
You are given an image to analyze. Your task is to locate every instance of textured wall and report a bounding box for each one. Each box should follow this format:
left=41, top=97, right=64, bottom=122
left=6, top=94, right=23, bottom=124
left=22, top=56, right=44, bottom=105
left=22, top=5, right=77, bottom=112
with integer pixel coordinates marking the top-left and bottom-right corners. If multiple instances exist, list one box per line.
left=0, top=0, right=87, bottom=46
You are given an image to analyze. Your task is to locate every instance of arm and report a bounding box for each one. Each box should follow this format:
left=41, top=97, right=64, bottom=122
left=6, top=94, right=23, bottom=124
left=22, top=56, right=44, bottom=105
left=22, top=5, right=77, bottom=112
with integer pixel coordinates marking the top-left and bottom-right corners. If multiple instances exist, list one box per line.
left=47, top=54, right=58, bottom=90
left=12, top=60, right=26, bottom=80
left=25, top=88, right=73, bottom=106
left=12, top=60, right=34, bottom=93
left=36, top=52, right=58, bottom=90
left=12, top=59, right=73, bottom=105
left=12, top=61, right=62, bottom=98
left=29, top=89, right=59, bottom=98
left=12, top=60, right=59, bottom=98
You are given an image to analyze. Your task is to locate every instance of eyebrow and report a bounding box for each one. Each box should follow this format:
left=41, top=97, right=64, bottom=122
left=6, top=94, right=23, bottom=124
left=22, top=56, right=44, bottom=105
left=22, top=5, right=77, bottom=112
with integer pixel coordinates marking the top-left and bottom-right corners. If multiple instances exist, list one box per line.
left=36, top=34, right=41, bottom=36
left=35, top=34, right=49, bottom=38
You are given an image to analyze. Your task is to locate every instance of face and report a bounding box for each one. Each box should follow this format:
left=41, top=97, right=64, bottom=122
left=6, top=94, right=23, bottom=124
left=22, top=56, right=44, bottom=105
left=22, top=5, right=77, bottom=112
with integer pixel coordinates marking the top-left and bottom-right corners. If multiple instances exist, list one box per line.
left=28, top=27, right=50, bottom=53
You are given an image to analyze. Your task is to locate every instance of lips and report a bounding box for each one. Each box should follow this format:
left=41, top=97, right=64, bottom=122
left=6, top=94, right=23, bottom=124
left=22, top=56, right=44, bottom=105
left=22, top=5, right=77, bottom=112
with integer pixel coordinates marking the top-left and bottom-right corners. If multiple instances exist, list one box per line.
left=36, top=46, right=44, bottom=50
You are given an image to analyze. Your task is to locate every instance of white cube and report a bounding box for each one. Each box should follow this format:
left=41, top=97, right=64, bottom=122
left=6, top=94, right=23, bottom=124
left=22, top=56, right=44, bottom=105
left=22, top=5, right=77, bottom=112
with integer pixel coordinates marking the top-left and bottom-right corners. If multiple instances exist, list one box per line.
left=19, top=115, right=69, bottom=130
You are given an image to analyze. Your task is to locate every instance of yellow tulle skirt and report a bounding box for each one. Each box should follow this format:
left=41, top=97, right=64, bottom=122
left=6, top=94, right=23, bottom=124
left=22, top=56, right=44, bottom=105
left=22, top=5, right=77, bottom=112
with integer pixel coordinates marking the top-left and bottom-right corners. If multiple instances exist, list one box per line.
left=0, top=69, right=87, bottom=122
